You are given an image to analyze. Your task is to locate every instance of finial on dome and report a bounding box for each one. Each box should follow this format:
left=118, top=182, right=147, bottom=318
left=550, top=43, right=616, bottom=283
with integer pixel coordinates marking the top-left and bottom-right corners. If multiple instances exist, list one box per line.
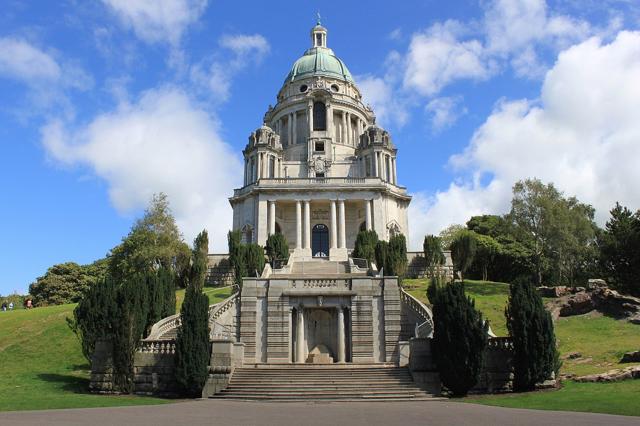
left=316, top=11, right=321, bottom=25
left=311, top=15, right=327, bottom=48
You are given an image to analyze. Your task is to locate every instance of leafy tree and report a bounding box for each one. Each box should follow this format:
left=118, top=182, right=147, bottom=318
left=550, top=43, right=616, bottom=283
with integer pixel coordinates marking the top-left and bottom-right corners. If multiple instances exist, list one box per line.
left=450, top=231, right=477, bottom=281
left=438, top=224, right=466, bottom=250
left=599, top=203, right=640, bottom=296
left=174, top=230, right=211, bottom=397
left=505, top=277, right=560, bottom=391
left=429, top=279, right=488, bottom=396
left=466, top=215, right=509, bottom=238
left=474, top=234, right=501, bottom=281
left=228, top=230, right=247, bottom=288
left=265, top=233, right=289, bottom=266
left=108, top=193, right=190, bottom=287
left=29, top=259, right=107, bottom=306
left=69, top=276, right=118, bottom=362
left=423, top=235, right=445, bottom=277
left=244, top=243, right=266, bottom=277
left=353, top=230, right=379, bottom=266
left=508, top=179, right=597, bottom=285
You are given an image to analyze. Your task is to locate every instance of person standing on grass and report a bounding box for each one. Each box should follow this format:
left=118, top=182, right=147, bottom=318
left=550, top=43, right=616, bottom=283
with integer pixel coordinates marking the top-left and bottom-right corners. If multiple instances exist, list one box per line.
left=1, top=302, right=6, bottom=311
left=26, top=299, right=32, bottom=309
left=8, top=302, right=14, bottom=311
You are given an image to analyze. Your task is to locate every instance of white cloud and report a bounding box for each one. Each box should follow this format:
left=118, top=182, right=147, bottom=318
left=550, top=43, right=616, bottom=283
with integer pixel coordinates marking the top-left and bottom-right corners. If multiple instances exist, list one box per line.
left=102, top=0, right=208, bottom=45
left=0, top=38, right=61, bottom=82
left=357, top=74, right=409, bottom=127
left=190, top=34, right=270, bottom=103
left=425, top=96, right=467, bottom=132
left=408, top=31, right=640, bottom=247
left=42, top=86, right=242, bottom=250
left=402, top=21, right=491, bottom=96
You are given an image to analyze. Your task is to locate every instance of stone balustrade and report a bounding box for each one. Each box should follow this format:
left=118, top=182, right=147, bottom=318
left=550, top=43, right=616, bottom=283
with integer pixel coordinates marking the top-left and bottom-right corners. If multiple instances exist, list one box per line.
left=487, top=336, right=514, bottom=350
left=208, top=293, right=239, bottom=340
left=233, top=177, right=407, bottom=197
left=139, top=340, right=176, bottom=354
left=400, top=288, right=434, bottom=338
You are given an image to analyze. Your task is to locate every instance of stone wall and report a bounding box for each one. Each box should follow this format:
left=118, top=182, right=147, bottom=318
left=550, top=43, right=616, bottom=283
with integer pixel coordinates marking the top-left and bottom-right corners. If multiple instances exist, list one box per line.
left=207, top=254, right=234, bottom=287
left=406, top=251, right=454, bottom=279
left=89, top=340, right=116, bottom=394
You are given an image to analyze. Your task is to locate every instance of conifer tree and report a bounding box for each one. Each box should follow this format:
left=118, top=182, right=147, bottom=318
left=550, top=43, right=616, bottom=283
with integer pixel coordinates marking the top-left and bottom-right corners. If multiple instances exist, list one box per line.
left=388, top=234, right=408, bottom=279
left=353, top=230, right=379, bottom=266
left=505, top=277, right=560, bottom=391
left=159, top=266, right=176, bottom=318
left=265, top=233, right=289, bottom=266
left=429, top=279, right=488, bottom=396
left=244, top=243, right=266, bottom=277
left=423, top=235, right=445, bottom=278
left=375, top=240, right=389, bottom=274
left=174, top=230, right=211, bottom=397
left=228, top=230, right=247, bottom=288
left=451, top=231, right=478, bottom=281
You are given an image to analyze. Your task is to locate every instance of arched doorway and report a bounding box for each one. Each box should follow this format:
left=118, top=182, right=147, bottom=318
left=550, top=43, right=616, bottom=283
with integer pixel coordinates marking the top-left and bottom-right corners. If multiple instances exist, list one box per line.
left=312, top=224, right=329, bottom=257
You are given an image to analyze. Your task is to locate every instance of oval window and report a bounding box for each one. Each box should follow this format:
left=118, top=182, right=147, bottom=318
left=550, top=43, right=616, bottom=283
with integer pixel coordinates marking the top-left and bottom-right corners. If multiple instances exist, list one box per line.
left=299, top=84, right=308, bottom=93
left=331, top=84, right=339, bottom=92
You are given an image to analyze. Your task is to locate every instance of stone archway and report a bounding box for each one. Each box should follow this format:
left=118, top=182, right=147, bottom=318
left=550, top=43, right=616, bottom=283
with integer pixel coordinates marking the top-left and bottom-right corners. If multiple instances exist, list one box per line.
left=306, top=308, right=337, bottom=362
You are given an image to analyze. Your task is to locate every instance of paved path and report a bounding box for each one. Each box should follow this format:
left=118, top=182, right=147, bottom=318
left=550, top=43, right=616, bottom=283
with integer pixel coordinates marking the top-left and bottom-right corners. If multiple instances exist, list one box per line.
left=3, top=400, right=638, bottom=426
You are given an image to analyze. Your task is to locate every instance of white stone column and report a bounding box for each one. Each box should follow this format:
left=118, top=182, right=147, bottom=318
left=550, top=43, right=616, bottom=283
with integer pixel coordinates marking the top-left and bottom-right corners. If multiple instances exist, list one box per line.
left=292, top=112, right=297, bottom=145
left=341, top=111, right=347, bottom=143
left=268, top=200, right=276, bottom=235
left=288, top=113, right=293, bottom=146
left=337, top=307, right=345, bottom=363
left=338, top=199, right=346, bottom=249
left=327, top=102, right=333, bottom=138
left=257, top=153, right=262, bottom=180
left=296, top=308, right=305, bottom=363
left=392, top=158, right=397, bottom=184
left=330, top=200, right=337, bottom=249
left=304, top=200, right=311, bottom=250
left=308, top=103, right=313, bottom=134
left=373, top=151, right=379, bottom=177
left=365, top=199, right=372, bottom=231
left=346, top=112, right=352, bottom=145
left=296, top=200, right=302, bottom=249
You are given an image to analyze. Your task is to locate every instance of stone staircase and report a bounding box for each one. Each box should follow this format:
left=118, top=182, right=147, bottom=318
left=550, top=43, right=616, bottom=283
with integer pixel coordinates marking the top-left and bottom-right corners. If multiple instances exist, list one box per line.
left=211, top=365, right=439, bottom=401
left=290, top=260, right=349, bottom=275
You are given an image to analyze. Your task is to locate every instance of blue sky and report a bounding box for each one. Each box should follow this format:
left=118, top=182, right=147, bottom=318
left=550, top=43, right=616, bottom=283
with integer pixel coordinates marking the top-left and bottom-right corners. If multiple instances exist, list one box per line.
left=1, top=0, right=639, bottom=295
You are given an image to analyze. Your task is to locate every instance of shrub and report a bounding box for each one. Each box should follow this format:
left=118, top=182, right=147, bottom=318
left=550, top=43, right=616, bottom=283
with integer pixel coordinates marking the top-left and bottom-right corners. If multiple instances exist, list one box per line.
left=429, top=279, right=488, bottom=396
left=505, top=277, right=560, bottom=391
left=353, top=230, right=379, bottom=266
left=265, top=233, right=289, bottom=266
left=174, top=231, right=211, bottom=397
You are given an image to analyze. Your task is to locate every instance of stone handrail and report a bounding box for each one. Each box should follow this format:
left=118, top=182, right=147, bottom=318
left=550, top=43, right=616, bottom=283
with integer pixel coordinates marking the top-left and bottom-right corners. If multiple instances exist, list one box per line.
left=208, top=293, right=239, bottom=339
left=139, top=339, right=176, bottom=354
left=145, top=312, right=182, bottom=341
left=400, top=287, right=434, bottom=338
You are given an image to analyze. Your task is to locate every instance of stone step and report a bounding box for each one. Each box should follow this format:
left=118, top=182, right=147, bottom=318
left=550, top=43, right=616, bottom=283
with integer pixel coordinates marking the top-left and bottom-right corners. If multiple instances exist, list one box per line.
left=214, top=393, right=436, bottom=401
left=231, top=372, right=411, bottom=378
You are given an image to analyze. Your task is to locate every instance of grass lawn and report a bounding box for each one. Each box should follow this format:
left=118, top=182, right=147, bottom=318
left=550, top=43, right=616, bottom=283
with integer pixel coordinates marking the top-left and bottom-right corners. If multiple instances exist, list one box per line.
left=175, top=285, right=234, bottom=311
left=0, top=286, right=233, bottom=412
left=464, top=380, right=640, bottom=417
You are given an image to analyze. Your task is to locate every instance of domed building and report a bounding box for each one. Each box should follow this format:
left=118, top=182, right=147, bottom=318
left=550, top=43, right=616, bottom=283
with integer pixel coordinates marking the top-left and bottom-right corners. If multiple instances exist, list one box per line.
left=230, top=22, right=410, bottom=260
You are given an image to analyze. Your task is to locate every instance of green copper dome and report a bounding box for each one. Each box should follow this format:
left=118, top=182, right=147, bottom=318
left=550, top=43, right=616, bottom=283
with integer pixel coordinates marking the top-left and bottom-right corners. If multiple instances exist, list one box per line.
left=285, top=47, right=354, bottom=84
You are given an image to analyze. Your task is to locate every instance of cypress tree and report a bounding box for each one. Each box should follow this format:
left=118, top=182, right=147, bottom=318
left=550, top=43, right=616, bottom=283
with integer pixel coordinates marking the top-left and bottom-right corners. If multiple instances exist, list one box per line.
left=423, top=235, right=445, bottom=278
left=375, top=240, right=389, bottom=274
left=388, top=234, right=408, bottom=279
left=265, top=233, right=289, bottom=266
left=430, top=279, right=488, bottom=396
left=228, top=230, right=247, bottom=288
left=506, top=277, right=560, bottom=391
left=174, top=230, right=211, bottom=397
left=244, top=243, right=266, bottom=277
left=159, top=266, right=176, bottom=318
left=353, top=230, right=379, bottom=266
left=451, top=231, right=478, bottom=281
left=145, top=270, right=162, bottom=337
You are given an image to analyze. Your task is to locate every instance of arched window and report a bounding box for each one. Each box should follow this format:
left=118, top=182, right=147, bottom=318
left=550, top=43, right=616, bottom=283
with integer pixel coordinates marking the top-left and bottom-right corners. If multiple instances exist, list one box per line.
left=313, top=101, right=326, bottom=131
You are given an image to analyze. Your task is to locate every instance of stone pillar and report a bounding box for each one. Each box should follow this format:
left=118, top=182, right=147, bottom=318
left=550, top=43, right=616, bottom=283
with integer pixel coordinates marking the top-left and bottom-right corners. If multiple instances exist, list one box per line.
left=341, top=111, right=347, bottom=144
left=304, top=200, right=311, bottom=250
left=365, top=199, right=372, bottom=231
left=296, top=200, right=302, bottom=249
left=296, top=308, right=305, bottom=363
left=257, top=153, right=262, bottom=180
left=373, top=151, right=379, bottom=177
left=330, top=200, right=337, bottom=249
left=346, top=112, right=352, bottom=145
left=308, top=103, right=313, bottom=134
left=268, top=200, right=276, bottom=235
left=392, top=158, right=397, bottom=184
left=338, top=199, right=346, bottom=249
left=327, top=102, right=333, bottom=138
left=288, top=113, right=293, bottom=146
left=337, top=306, right=346, bottom=363
left=292, top=112, right=297, bottom=145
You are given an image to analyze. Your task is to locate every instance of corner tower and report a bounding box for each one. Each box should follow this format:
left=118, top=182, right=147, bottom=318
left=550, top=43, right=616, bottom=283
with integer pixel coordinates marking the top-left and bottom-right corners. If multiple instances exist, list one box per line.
left=230, top=22, right=411, bottom=261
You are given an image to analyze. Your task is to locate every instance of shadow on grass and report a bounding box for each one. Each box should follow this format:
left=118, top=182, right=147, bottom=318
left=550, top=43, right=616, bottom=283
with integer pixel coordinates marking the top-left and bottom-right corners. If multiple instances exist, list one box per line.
left=37, top=373, right=91, bottom=394
left=464, top=281, right=510, bottom=297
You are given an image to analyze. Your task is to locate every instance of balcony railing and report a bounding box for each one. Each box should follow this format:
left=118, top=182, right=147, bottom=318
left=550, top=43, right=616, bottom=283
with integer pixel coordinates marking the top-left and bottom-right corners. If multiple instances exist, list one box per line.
left=233, top=177, right=406, bottom=197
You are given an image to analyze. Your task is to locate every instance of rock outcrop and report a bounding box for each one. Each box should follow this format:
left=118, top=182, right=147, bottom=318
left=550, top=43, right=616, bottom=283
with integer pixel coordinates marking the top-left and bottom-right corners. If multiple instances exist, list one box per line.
left=546, top=287, right=640, bottom=324
left=620, top=351, right=640, bottom=363
left=574, top=366, right=640, bottom=382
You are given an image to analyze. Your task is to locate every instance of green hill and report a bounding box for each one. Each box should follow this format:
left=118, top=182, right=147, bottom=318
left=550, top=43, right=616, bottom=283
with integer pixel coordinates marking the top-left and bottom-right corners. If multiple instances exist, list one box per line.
left=0, top=286, right=231, bottom=412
